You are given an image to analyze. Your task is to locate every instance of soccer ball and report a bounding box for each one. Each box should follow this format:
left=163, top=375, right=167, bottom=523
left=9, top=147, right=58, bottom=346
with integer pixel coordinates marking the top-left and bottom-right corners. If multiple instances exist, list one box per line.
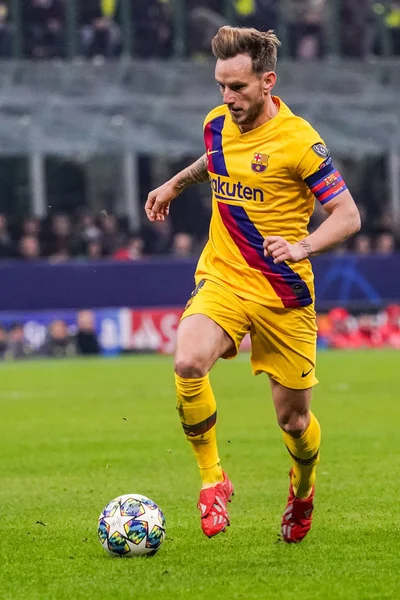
left=98, top=493, right=166, bottom=557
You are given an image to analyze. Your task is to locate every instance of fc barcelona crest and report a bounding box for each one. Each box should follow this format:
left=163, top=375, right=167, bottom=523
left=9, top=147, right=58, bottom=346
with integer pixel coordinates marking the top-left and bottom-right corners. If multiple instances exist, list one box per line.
left=324, top=173, right=338, bottom=188
left=251, top=152, right=269, bottom=174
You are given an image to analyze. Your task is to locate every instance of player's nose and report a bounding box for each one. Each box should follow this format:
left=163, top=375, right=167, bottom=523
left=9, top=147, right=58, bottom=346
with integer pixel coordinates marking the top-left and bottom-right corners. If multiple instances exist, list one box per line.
left=223, top=90, right=236, bottom=104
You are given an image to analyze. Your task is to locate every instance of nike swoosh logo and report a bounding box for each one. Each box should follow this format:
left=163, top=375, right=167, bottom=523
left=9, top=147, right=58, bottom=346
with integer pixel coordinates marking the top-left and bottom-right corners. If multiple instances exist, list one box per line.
left=301, top=368, right=313, bottom=378
left=207, top=149, right=219, bottom=156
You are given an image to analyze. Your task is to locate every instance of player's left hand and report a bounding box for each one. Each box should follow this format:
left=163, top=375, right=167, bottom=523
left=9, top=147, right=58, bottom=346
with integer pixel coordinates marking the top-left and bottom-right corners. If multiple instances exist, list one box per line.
left=263, top=236, right=309, bottom=264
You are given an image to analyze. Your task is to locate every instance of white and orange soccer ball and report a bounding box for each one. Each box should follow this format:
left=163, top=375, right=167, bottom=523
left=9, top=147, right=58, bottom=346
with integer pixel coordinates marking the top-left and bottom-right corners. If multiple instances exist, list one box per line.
left=98, top=493, right=166, bottom=557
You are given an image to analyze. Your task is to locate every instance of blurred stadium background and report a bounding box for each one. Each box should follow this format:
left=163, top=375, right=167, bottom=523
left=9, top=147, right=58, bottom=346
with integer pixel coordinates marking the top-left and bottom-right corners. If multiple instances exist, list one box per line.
left=0, top=0, right=399, bottom=359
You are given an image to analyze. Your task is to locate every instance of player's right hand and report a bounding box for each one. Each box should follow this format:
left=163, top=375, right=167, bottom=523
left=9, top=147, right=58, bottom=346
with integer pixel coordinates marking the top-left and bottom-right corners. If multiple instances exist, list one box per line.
left=145, top=182, right=179, bottom=222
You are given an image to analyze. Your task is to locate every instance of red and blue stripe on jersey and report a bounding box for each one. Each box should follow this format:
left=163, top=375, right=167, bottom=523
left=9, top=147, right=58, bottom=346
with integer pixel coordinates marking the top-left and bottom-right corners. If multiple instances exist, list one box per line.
left=204, top=115, right=229, bottom=176
left=218, top=202, right=312, bottom=308
left=304, top=157, right=347, bottom=205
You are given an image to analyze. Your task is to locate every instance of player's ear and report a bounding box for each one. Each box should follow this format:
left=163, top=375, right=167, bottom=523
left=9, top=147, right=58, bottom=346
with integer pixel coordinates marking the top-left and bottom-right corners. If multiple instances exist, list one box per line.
left=262, top=71, right=276, bottom=94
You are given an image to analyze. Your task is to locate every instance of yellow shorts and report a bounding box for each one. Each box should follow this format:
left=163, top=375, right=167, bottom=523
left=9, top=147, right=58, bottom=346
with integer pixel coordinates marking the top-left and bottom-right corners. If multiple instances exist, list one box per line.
left=182, top=279, right=318, bottom=390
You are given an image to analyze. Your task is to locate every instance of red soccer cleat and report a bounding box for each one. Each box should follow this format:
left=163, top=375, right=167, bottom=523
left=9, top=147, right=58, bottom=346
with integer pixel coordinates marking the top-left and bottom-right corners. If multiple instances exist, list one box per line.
left=281, top=471, right=315, bottom=543
left=197, top=472, right=234, bottom=538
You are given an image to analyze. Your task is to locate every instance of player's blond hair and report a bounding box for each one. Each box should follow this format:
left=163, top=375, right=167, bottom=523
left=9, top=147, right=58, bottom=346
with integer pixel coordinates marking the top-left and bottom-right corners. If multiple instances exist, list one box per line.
left=212, top=26, right=281, bottom=74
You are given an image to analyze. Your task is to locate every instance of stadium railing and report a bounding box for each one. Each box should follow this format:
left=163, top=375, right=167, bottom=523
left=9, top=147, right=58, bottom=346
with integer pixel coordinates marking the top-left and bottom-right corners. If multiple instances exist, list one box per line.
left=0, top=254, right=399, bottom=358
left=0, top=254, right=398, bottom=313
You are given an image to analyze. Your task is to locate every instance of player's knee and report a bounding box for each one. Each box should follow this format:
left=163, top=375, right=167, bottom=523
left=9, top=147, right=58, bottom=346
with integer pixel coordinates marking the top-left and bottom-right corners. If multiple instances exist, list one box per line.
left=174, top=356, right=209, bottom=379
left=278, top=412, right=309, bottom=438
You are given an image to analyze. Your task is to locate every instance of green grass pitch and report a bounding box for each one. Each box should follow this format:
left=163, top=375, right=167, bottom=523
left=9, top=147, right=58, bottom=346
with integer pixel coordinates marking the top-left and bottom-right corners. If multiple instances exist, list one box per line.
left=0, top=351, right=399, bottom=600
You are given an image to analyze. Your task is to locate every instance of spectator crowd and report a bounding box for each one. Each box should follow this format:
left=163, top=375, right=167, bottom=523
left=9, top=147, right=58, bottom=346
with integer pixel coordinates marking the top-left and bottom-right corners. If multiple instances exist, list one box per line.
left=0, top=309, right=101, bottom=360
left=0, top=210, right=203, bottom=262
left=0, top=303, right=399, bottom=361
left=318, top=304, right=400, bottom=349
left=0, top=206, right=398, bottom=263
left=0, top=0, right=399, bottom=59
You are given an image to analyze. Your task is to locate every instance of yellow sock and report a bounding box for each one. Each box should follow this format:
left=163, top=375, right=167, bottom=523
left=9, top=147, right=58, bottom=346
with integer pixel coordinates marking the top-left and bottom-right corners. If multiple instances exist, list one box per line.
left=175, top=373, right=224, bottom=486
left=282, top=412, right=321, bottom=499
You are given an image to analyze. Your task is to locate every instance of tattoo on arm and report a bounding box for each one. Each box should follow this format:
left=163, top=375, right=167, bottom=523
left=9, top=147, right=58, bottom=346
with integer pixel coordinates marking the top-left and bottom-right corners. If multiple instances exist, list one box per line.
left=175, top=154, right=209, bottom=191
left=299, top=239, right=312, bottom=257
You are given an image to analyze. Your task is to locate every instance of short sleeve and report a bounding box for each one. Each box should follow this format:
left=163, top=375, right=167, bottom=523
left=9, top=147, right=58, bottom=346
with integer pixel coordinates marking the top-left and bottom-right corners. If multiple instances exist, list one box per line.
left=296, top=142, right=331, bottom=180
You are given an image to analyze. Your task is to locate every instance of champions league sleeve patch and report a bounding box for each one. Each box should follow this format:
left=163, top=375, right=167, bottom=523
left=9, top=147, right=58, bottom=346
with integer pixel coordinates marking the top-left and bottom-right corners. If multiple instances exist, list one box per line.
left=312, top=143, right=330, bottom=159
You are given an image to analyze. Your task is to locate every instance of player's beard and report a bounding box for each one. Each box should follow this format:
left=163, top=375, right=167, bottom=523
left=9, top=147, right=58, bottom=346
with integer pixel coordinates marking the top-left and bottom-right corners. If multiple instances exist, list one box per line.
left=230, top=93, right=265, bottom=128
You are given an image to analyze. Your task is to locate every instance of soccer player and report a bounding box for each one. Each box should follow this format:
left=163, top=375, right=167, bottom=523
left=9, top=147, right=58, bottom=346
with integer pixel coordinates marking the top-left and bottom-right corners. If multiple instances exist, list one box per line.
left=145, top=27, right=361, bottom=543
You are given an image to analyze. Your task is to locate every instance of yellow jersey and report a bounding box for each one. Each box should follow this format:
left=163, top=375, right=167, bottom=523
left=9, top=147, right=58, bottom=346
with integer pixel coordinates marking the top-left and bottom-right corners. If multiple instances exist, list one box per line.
left=195, top=97, right=347, bottom=308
